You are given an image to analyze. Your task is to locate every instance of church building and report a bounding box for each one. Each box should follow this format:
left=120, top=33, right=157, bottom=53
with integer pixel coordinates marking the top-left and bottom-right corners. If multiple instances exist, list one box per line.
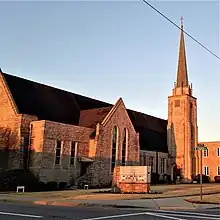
left=0, top=21, right=219, bottom=187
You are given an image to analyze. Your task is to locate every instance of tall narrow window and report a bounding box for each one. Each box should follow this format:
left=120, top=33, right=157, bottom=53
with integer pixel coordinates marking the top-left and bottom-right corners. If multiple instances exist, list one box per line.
left=160, top=158, right=165, bottom=174
left=217, top=166, right=220, bottom=176
left=122, top=128, right=127, bottom=166
left=190, top=103, right=194, bottom=144
left=204, top=166, right=209, bottom=176
left=111, top=126, right=118, bottom=172
left=70, top=141, right=77, bottom=166
left=204, top=148, right=208, bottom=157
left=148, top=156, right=154, bottom=167
left=191, top=124, right=194, bottom=143
left=190, top=103, right=193, bottom=123
left=55, top=140, right=62, bottom=165
left=140, top=154, right=144, bottom=165
left=217, top=148, right=220, bottom=157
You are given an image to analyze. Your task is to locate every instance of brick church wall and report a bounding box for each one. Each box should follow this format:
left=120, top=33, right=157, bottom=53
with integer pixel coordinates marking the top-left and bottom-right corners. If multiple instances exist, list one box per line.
left=90, top=100, right=140, bottom=187
left=29, top=120, right=94, bottom=184
left=0, top=73, right=27, bottom=168
left=0, top=73, right=19, bottom=130
left=0, top=73, right=140, bottom=186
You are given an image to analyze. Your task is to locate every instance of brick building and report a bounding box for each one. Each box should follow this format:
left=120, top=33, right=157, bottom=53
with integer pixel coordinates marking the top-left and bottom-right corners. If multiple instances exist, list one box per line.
left=0, top=21, right=219, bottom=186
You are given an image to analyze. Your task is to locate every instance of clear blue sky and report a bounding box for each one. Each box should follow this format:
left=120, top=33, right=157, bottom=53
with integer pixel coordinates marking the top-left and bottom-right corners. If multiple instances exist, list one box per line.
left=0, top=1, right=219, bottom=142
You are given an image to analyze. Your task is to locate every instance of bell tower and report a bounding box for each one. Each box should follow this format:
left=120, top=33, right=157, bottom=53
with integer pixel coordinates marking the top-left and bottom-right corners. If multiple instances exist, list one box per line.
left=167, top=17, right=198, bottom=182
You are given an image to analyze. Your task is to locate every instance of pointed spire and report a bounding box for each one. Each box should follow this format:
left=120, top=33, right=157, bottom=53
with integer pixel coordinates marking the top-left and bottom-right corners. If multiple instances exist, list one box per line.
left=176, top=16, right=189, bottom=87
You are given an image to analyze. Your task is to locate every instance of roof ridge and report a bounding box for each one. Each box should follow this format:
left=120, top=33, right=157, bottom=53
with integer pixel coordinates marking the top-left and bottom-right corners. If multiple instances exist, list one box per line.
left=2, top=72, right=110, bottom=106
left=3, top=72, right=167, bottom=124
left=128, top=109, right=167, bottom=122
left=80, top=106, right=113, bottom=112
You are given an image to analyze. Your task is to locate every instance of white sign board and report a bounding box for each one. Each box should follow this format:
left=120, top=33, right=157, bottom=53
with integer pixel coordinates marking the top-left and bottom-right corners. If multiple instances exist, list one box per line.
left=119, top=166, right=151, bottom=184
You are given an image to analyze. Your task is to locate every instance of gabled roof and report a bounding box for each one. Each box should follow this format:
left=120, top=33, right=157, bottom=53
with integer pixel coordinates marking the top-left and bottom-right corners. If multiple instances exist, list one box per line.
left=2, top=72, right=111, bottom=125
left=1, top=72, right=168, bottom=153
left=127, top=110, right=167, bottom=133
left=79, top=106, right=112, bottom=129
left=127, top=110, right=167, bottom=152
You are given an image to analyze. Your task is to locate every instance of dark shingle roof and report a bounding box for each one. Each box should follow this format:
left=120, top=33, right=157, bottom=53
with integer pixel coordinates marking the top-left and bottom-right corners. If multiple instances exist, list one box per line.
left=2, top=72, right=168, bottom=153
left=127, top=110, right=168, bottom=152
left=79, top=107, right=112, bottom=129
left=2, top=73, right=110, bottom=125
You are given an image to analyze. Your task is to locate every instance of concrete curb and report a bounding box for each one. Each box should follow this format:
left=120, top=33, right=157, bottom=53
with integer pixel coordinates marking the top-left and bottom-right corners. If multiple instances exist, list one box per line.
left=184, top=198, right=220, bottom=205
left=140, top=191, right=220, bottom=200
left=158, top=206, right=196, bottom=210
left=36, top=202, right=199, bottom=211
left=0, top=198, right=219, bottom=210
left=0, top=199, right=81, bottom=207
left=0, top=198, right=189, bottom=210
left=34, top=201, right=81, bottom=207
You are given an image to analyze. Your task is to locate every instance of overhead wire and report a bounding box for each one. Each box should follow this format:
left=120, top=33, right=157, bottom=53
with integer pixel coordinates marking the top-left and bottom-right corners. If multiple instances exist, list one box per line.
left=142, top=0, right=220, bottom=60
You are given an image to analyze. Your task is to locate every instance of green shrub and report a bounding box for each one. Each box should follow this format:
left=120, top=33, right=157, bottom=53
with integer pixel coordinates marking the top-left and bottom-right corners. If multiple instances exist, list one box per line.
left=58, top=182, right=67, bottom=190
left=38, top=181, right=46, bottom=191
left=0, top=169, right=39, bottom=192
left=192, top=174, right=210, bottom=183
left=45, top=181, right=57, bottom=191
left=214, top=176, right=220, bottom=183
left=151, top=172, right=160, bottom=184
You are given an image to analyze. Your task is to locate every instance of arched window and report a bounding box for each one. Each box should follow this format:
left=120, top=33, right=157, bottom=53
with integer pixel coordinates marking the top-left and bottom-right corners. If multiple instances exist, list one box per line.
left=122, top=128, right=127, bottom=166
left=111, top=126, right=118, bottom=172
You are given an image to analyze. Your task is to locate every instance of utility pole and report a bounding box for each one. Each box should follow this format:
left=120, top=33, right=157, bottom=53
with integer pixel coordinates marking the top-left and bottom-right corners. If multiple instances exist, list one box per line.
left=194, top=143, right=207, bottom=201
left=200, top=146, right=203, bottom=201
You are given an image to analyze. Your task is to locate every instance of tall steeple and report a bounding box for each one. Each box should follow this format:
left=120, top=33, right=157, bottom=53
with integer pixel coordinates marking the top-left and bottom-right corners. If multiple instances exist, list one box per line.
left=176, top=17, right=188, bottom=88
left=168, top=17, right=198, bottom=183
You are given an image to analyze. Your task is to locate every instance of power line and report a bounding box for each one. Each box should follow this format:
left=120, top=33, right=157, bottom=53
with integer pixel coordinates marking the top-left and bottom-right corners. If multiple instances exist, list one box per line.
left=142, top=0, right=220, bottom=60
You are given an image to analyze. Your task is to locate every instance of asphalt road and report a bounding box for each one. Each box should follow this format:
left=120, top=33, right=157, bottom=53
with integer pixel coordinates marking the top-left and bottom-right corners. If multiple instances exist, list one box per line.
left=0, top=202, right=219, bottom=220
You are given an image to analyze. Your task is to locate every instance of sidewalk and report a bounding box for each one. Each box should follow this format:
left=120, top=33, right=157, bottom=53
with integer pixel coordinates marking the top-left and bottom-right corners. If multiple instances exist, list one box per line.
left=68, top=197, right=220, bottom=210
left=0, top=184, right=219, bottom=211
left=0, top=194, right=219, bottom=211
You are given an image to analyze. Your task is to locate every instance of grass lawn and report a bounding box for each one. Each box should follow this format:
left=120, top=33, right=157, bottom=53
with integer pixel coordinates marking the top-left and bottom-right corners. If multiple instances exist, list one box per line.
left=1, top=183, right=220, bottom=201
left=2, top=189, right=98, bottom=200
left=185, top=193, right=220, bottom=204
left=73, top=184, right=220, bottom=200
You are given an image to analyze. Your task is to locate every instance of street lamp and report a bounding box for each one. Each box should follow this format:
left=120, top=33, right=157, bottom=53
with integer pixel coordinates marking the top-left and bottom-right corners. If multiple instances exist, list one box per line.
left=193, top=144, right=208, bottom=201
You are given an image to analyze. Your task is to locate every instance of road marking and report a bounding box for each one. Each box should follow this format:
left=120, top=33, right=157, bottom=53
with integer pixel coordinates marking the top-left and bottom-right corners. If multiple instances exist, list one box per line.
left=81, top=212, right=146, bottom=219
left=153, top=210, right=220, bottom=218
left=145, top=212, right=187, bottom=220
left=164, top=213, right=220, bottom=220
left=0, top=211, right=43, bottom=218
left=82, top=210, right=220, bottom=220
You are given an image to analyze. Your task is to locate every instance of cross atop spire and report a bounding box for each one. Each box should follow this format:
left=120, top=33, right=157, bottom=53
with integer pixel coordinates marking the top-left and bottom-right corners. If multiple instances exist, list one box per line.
left=176, top=16, right=189, bottom=88
left=180, top=16, right=184, bottom=28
